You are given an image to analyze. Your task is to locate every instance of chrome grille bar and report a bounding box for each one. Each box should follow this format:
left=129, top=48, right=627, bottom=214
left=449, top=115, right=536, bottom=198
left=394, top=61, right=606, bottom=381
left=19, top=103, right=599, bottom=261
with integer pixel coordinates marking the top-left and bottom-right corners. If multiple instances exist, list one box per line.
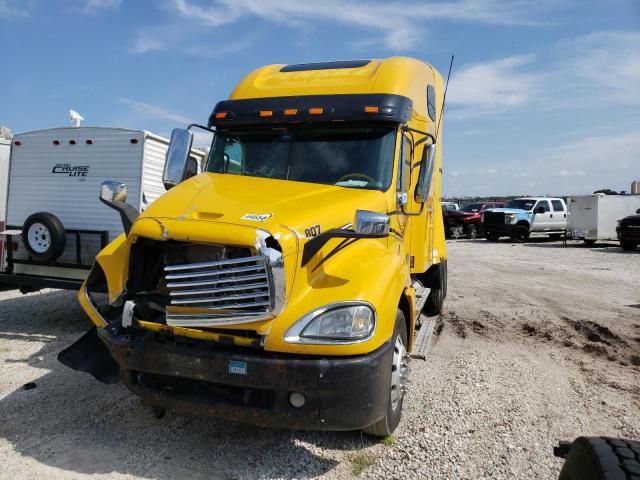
left=164, top=254, right=273, bottom=326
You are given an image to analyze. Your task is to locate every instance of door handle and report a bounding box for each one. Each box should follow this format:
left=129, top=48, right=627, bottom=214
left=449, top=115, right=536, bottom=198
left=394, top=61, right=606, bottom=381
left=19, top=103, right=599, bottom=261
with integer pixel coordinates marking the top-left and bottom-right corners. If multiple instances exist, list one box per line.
left=550, top=214, right=553, bottom=218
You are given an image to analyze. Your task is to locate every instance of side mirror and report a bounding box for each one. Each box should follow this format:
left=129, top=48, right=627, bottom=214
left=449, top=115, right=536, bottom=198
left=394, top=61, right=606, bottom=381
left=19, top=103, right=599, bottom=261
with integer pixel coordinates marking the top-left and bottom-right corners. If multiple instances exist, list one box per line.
left=163, top=128, right=194, bottom=190
left=354, top=210, right=390, bottom=236
left=99, top=180, right=139, bottom=235
left=100, top=181, right=127, bottom=203
left=415, top=144, right=437, bottom=203
left=533, top=206, right=545, bottom=214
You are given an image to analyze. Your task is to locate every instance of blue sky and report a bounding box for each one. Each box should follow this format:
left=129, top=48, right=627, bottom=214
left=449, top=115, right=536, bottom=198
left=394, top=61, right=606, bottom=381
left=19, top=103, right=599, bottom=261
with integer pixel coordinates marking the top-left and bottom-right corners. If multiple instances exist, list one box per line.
left=1, top=0, right=638, bottom=196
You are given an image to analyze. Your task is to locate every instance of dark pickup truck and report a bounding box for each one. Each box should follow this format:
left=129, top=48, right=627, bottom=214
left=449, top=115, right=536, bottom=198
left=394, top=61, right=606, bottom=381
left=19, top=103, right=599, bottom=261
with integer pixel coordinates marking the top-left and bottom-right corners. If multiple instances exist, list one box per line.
left=617, top=213, right=640, bottom=251
left=444, top=202, right=505, bottom=239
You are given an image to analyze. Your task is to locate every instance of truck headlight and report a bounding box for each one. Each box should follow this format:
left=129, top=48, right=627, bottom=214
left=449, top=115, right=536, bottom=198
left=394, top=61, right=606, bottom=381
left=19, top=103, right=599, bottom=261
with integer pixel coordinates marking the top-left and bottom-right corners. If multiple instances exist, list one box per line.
left=504, top=213, right=516, bottom=224
left=284, top=302, right=376, bottom=344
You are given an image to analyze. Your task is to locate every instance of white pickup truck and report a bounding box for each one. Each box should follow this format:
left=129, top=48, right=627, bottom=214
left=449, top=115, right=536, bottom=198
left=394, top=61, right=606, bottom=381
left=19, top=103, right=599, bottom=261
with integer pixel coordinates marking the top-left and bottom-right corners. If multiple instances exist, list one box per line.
left=482, top=197, right=568, bottom=242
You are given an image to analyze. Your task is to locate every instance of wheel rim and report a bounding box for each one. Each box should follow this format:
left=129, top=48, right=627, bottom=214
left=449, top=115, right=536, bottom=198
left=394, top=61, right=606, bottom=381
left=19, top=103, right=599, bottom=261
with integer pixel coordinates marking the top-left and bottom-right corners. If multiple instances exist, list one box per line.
left=390, top=334, right=409, bottom=411
left=27, top=222, right=51, bottom=253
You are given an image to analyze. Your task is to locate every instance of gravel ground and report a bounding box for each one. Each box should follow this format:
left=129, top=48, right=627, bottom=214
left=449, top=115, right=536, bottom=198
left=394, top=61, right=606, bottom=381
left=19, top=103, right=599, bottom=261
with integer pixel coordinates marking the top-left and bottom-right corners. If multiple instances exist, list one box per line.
left=0, top=238, right=638, bottom=479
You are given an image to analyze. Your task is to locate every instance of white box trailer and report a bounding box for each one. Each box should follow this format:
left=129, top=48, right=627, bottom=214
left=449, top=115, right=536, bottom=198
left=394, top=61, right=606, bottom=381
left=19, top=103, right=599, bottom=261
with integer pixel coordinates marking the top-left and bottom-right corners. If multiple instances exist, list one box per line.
left=0, top=127, right=205, bottom=291
left=0, top=129, right=11, bottom=264
left=568, top=194, right=640, bottom=245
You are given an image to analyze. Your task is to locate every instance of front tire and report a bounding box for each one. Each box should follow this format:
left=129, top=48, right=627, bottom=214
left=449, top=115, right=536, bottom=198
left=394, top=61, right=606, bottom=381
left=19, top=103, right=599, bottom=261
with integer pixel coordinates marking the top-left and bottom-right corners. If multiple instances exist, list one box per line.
left=363, top=310, right=408, bottom=437
left=466, top=224, right=478, bottom=239
left=511, top=225, right=530, bottom=243
left=620, top=240, right=638, bottom=251
left=424, top=261, right=446, bottom=316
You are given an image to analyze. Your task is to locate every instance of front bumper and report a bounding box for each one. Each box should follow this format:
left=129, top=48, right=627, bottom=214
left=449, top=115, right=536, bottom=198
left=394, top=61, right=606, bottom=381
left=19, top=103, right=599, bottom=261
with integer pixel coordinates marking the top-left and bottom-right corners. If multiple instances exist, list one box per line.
left=97, top=324, right=393, bottom=431
left=482, top=224, right=515, bottom=236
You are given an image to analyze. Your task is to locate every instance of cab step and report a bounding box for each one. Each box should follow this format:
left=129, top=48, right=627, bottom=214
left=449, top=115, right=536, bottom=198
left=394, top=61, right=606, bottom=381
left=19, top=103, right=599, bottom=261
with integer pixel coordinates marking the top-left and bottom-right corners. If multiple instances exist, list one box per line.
left=410, top=316, right=436, bottom=360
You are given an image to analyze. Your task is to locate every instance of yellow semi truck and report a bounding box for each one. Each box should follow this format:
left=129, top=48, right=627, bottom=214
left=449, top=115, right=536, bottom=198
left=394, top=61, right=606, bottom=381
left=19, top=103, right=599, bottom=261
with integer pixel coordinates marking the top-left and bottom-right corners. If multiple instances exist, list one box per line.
left=60, top=57, right=448, bottom=436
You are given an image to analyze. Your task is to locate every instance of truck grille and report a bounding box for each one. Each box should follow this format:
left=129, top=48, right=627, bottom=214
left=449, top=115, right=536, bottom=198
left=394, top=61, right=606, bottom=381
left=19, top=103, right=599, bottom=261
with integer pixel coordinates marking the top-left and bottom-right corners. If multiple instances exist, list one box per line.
left=483, top=211, right=505, bottom=225
left=164, top=255, right=273, bottom=326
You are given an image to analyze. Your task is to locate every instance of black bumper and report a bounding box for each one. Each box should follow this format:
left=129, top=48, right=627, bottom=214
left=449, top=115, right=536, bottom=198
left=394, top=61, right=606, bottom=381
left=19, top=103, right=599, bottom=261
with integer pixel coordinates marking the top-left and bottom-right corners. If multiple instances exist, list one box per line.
left=483, top=224, right=514, bottom=236
left=97, top=325, right=393, bottom=431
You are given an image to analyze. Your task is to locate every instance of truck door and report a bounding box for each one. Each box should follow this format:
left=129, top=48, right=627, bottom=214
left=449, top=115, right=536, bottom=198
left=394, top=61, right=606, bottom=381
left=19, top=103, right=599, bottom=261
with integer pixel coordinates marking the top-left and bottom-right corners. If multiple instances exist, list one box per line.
left=532, top=200, right=552, bottom=231
left=551, top=199, right=567, bottom=230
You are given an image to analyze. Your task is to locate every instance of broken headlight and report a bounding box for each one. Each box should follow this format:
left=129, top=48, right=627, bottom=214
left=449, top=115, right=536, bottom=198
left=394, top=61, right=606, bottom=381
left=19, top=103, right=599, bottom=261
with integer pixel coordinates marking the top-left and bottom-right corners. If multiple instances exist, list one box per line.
left=284, top=302, right=375, bottom=344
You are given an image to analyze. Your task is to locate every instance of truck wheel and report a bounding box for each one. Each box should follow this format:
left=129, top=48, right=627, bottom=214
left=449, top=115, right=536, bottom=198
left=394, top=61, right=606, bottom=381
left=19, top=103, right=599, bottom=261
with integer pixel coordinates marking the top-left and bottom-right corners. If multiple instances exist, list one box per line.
left=423, top=261, right=446, bottom=316
left=620, top=240, right=638, bottom=251
left=559, top=436, right=640, bottom=480
left=486, top=233, right=500, bottom=241
left=22, top=212, right=66, bottom=262
left=466, top=224, right=477, bottom=239
left=511, top=225, right=530, bottom=243
left=364, top=310, right=408, bottom=437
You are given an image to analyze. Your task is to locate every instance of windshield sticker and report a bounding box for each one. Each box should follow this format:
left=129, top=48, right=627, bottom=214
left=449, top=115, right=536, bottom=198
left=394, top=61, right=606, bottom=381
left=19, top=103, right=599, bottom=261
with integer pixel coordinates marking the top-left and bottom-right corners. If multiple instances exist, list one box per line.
left=304, top=224, right=321, bottom=238
left=242, top=213, right=272, bottom=222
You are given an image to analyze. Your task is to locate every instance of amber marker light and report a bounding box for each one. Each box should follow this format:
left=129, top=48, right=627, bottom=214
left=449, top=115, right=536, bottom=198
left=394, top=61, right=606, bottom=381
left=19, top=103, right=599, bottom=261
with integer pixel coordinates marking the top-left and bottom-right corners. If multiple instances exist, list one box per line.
left=308, top=107, right=324, bottom=115
left=215, top=112, right=228, bottom=119
left=284, top=108, right=298, bottom=116
left=259, top=110, right=274, bottom=117
left=364, top=106, right=379, bottom=113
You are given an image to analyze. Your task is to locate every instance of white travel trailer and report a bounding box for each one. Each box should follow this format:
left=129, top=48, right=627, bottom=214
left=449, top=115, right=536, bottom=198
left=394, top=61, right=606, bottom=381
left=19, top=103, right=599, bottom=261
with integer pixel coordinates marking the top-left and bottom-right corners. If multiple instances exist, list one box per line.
left=0, top=127, right=205, bottom=291
left=568, top=194, right=640, bottom=245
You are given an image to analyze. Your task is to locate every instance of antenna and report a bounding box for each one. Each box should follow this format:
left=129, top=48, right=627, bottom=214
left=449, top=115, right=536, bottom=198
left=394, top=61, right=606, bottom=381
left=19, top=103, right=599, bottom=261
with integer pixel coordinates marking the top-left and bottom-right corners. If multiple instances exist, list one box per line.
left=435, top=55, right=454, bottom=142
left=69, top=109, right=85, bottom=127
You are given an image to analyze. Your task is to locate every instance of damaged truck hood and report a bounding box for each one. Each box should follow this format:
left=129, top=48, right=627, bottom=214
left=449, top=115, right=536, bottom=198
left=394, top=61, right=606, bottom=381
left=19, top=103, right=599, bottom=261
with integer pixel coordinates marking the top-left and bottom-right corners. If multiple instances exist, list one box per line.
left=138, top=172, right=389, bottom=254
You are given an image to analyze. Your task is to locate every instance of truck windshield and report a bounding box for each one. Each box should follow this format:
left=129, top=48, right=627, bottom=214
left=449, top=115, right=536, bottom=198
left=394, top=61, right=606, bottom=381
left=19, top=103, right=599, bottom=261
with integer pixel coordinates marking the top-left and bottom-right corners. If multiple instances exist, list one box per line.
left=206, top=126, right=396, bottom=191
left=507, top=199, right=536, bottom=211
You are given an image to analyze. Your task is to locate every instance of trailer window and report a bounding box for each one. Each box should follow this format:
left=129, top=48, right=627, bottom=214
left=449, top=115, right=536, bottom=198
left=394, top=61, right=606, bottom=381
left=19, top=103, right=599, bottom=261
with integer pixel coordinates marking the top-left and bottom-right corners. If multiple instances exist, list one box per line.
left=208, top=126, right=396, bottom=191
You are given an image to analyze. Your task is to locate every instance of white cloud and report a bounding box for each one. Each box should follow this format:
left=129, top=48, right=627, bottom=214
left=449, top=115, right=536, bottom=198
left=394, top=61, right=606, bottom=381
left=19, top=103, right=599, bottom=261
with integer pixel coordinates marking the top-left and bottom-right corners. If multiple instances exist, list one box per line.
left=118, top=98, right=193, bottom=124
left=130, top=33, right=165, bottom=54
left=162, top=0, right=551, bottom=52
left=448, top=54, right=540, bottom=119
left=77, top=0, right=122, bottom=15
left=0, top=0, right=31, bottom=16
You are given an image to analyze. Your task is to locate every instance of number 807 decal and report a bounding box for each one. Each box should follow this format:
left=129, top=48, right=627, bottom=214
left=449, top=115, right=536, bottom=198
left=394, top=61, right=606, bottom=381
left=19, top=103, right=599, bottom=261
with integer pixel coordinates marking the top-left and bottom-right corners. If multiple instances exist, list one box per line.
left=304, top=224, right=321, bottom=238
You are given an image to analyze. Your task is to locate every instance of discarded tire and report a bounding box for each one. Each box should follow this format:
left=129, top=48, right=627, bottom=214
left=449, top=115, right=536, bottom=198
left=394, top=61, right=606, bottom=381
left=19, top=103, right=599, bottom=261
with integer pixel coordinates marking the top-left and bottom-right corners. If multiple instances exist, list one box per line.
left=22, top=212, right=66, bottom=262
left=559, top=436, right=640, bottom=480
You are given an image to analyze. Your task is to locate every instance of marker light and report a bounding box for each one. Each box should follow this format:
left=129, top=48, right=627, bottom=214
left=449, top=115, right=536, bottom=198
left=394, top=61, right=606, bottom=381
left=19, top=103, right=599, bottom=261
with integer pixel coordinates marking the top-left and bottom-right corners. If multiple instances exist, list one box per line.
left=69, top=140, right=76, bottom=145
left=130, top=138, right=138, bottom=144
left=284, top=108, right=298, bottom=116
left=364, top=106, right=379, bottom=113
left=86, top=139, right=93, bottom=145
left=53, top=140, right=60, bottom=145
left=308, top=107, right=324, bottom=115
left=14, top=140, right=21, bottom=146
left=259, top=110, right=273, bottom=117
left=215, top=112, right=228, bottom=119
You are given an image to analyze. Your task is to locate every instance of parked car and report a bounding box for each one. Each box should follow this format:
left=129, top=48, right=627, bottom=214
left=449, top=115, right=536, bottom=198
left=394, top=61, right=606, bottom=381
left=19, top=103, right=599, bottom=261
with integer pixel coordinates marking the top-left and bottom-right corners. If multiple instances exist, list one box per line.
left=445, top=202, right=505, bottom=239
left=441, top=201, right=459, bottom=212
left=568, top=194, right=640, bottom=245
left=482, top=197, right=568, bottom=242
left=441, top=202, right=460, bottom=238
left=617, top=210, right=640, bottom=251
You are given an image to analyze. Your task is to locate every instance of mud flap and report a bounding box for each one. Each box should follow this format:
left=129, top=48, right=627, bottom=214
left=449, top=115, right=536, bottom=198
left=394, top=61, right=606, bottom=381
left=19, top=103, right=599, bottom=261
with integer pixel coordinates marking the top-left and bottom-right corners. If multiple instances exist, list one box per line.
left=58, top=327, right=120, bottom=384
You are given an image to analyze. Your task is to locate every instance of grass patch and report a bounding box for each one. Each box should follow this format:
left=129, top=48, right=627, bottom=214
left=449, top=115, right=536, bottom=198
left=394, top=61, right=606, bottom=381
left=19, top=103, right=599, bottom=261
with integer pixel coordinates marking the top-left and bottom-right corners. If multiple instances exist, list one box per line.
left=381, top=435, right=395, bottom=446
left=350, top=452, right=377, bottom=476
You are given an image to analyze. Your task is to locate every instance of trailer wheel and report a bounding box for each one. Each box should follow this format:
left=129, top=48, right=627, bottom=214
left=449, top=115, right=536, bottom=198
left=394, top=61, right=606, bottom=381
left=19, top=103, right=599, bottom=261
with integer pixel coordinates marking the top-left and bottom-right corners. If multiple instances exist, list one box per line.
left=364, top=310, right=408, bottom=437
left=22, top=212, right=66, bottom=262
left=620, top=240, right=637, bottom=251
left=559, top=436, right=640, bottom=480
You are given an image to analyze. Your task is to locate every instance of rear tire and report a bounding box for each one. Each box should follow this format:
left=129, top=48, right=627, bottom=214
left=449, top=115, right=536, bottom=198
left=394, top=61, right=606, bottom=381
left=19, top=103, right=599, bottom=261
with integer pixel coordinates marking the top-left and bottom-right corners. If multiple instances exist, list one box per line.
left=363, top=310, right=408, bottom=437
left=559, top=436, right=640, bottom=480
left=424, top=261, right=446, bottom=316
left=620, top=240, right=638, bottom=251
left=510, top=225, right=530, bottom=243
left=22, top=212, right=66, bottom=262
